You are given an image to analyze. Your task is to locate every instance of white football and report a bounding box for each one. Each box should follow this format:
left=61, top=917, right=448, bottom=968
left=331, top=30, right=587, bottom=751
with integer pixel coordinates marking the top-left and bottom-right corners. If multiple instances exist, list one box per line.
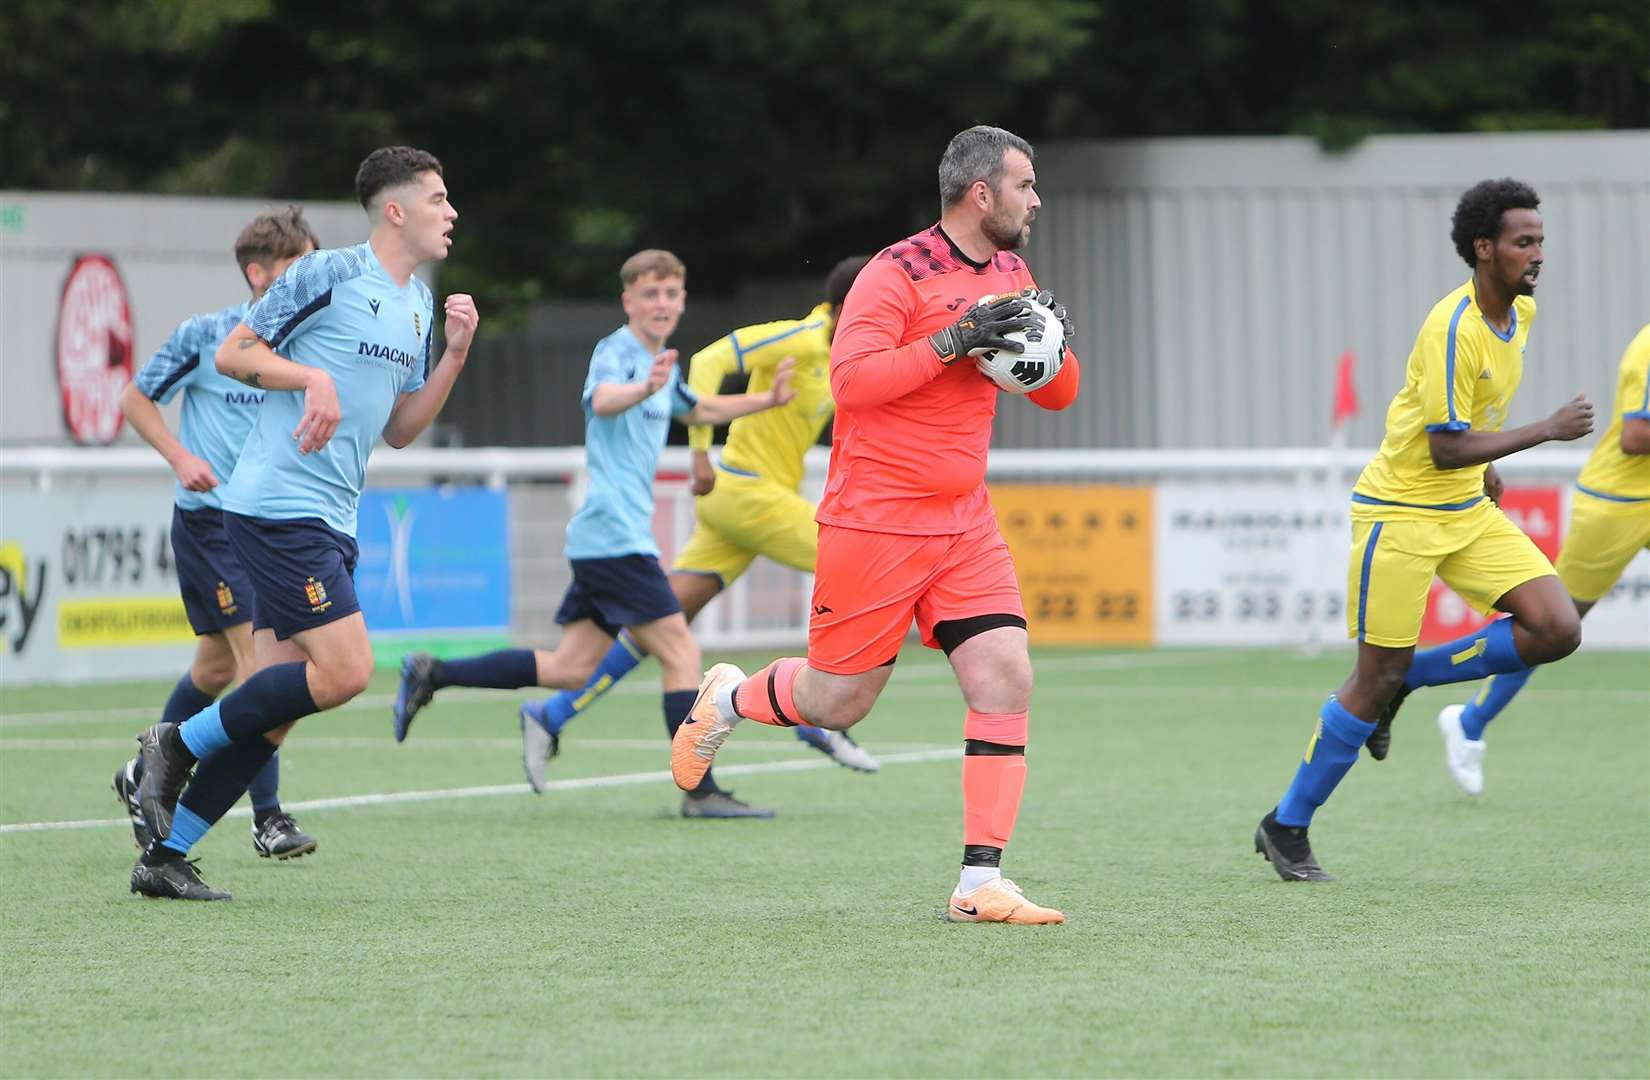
left=974, top=296, right=1065, bottom=393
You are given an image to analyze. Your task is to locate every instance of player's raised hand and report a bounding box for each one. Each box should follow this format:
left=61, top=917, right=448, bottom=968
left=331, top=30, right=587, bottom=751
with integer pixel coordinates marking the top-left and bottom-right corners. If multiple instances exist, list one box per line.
left=171, top=450, right=219, bottom=492
left=927, top=294, right=1033, bottom=363
left=294, top=369, right=341, bottom=454
left=1018, top=285, right=1076, bottom=341
left=769, top=357, right=797, bottom=407
left=1545, top=393, right=1594, bottom=441
left=443, top=293, right=479, bottom=356
left=647, top=350, right=677, bottom=393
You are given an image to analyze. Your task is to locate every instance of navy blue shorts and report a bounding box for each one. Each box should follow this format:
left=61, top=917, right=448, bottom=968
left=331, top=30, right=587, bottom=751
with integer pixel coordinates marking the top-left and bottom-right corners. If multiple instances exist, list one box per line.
left=556, top=555, right=681, bottom=637
left=170, top=506, right=255, bottom=635
left=223, top=512, right=360, bottom=641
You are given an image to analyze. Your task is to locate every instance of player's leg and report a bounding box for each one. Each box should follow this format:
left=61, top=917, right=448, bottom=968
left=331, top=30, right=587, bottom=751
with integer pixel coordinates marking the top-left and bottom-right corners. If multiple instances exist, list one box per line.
left=1436, top=496, right=1645, bottom=790
left=221, top=624, right=317, bottom=859
left=910, top=523, right=1060, bottom=923
left=524, top=513, right=748, bottom=739
left=132, top=516, right=361, bottom=895
left=670, top=524, right=921, bottom=790
left=724, top=483, right=882, bottom=771
left=1257, top=517, right=1432, bottom=880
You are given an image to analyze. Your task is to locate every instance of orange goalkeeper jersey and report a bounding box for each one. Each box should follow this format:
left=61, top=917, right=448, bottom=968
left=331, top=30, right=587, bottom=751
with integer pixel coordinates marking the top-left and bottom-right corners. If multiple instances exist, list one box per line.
left=817, top=225, right=1081, bottom=535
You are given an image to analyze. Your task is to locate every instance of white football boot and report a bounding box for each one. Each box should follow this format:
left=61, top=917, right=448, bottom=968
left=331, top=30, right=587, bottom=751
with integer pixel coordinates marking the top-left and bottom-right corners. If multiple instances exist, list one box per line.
left=1436, top=704, right=1487, bottom=796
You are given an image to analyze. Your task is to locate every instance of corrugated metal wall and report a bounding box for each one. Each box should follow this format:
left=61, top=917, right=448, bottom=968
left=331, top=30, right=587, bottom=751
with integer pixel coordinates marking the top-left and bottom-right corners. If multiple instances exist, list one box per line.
left=1005, top=131, right=1650, bottom=450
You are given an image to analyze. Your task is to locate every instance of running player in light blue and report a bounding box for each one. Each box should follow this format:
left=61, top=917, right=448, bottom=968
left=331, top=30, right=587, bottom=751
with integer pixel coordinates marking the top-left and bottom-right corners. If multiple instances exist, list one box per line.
left=113, top=206, right=320, bottom=862
left=127, top=146, right=479, bottom=901
left=392, top=249, right=797, bottom=818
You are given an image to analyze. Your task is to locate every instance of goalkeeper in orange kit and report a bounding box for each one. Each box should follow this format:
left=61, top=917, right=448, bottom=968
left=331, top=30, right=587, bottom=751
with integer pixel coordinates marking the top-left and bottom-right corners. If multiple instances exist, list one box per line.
left=672, top=125, right=1081, bottom=923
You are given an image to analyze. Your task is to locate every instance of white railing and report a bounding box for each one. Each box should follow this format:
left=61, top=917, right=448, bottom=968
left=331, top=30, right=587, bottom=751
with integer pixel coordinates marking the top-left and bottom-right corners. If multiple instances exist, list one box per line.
left=0, top=443, right=1594, bottom=487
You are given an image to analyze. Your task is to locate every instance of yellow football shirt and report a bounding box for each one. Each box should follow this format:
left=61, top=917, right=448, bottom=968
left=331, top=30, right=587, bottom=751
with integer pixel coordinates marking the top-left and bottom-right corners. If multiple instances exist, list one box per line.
left=1575, top=323, right=1650, bottom=502
left=1355, top=280, right=1536, bottom=513
left=686, top=303, right=835, bottom=492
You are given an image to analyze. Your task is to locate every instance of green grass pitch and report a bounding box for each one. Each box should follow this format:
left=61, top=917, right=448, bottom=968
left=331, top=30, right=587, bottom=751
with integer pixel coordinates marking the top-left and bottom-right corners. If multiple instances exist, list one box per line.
left=2, top=646, right=1646, bottom=1077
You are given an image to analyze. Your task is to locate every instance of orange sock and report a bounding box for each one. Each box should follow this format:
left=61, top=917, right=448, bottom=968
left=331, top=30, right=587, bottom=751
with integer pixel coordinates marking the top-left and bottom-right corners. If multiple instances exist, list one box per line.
left=962, top=753, right=1028, bottom=849
left=732, top=657, right=805, bottom=727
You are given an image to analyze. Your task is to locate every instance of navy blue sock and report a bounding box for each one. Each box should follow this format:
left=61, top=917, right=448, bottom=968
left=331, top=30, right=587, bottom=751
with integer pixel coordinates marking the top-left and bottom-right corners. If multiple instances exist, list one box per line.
left=1459, top=668, right=1536, bottom=740
left=1275, top=696, right=1377, bottom=829
left=663, top=689, right=717, bottom=795
left=247, top=750, right=281, bottom=813
left=540, top=633, right=647, bottom=732
left=162, top=673, right=216, bottom=725
left=1403, top=616, right=1529, bottom=691
left=178, top=662, right=318, bottom=760
left=434, top=649, right=538, bottom=690
left=161, top=737, right=278, bottom=856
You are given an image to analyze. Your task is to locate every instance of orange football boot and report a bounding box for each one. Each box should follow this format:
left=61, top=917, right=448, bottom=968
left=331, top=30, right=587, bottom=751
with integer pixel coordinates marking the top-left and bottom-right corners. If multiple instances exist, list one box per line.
left=947, top=877, right=1065, bottom=924
left=670, top=663, right=746, bottom=791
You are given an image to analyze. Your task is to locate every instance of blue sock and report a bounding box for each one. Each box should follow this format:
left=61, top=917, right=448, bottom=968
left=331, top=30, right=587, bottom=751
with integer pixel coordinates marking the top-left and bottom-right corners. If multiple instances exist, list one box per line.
left=1275, top=696, right=1377, bottom=829
left=1460, top=668, right=1536, bottom=740
left=247, top=750, right=281, bottom=813
left=178, top=662, right=318, bottom=760
left=161, top=737, right=278, bottom=855
left=434, top=649, right=538, bottom=690
left=663, top=689, right=717, bottom=795
left=162, top=674, right=216, bottom=725
left=1403, top=616, right=1529, bottom=691
left=539, top=632, right=647, bottom=732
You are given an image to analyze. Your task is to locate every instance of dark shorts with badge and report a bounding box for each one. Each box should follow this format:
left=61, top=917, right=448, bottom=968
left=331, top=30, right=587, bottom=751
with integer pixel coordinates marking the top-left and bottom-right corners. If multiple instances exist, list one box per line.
left=556, top=554, right=682, bottom=637
left=223, top=512, right=360, bottom=641
left=170, top=506, right=256, bottom=635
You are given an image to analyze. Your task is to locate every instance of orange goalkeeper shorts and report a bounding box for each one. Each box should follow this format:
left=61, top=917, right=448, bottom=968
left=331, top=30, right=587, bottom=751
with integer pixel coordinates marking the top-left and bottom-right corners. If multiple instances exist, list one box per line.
left=807, top=518, right=1025, bottom=675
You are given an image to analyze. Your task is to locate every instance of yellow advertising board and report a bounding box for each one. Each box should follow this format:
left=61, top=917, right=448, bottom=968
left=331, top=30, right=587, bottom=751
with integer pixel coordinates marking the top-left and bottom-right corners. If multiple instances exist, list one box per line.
left=992, top=484, right=1154, bottom=645
left=58, top=596, right=194, bottom=648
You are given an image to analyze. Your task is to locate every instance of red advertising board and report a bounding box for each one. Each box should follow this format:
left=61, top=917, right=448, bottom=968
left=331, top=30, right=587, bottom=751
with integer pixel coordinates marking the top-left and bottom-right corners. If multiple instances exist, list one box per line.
left=1419, top=486, right=1562, bottom=643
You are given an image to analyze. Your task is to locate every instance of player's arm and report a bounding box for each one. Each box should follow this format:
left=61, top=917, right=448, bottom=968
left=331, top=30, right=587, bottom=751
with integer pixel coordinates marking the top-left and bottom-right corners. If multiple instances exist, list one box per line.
left=216, top=324, right=339, bottom=454
left=1016, top=284, right=1082, bottom=412
left=830, top=261, right=1030, bottom=408
left=680, top=358, right=795, bottom=425
left=1428, top=395, right=1594, bottom=469
left=122, top=319, right=217, bottom=491
left=1416, top=322, right=1592, bottom=469
left=684, top=336, right=743, bottom=493
left=590, top=350, right=675, bottom=417
left=1622, top=417, right=1650, bottom=455
left=384, top=294, right=479, bottom=449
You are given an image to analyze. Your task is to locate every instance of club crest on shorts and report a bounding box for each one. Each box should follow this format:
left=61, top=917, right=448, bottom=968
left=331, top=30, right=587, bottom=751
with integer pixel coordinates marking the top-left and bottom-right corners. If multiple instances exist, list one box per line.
left=215, top=581, right=238, bottom=616
left=304, top=576, right=331, bottom=613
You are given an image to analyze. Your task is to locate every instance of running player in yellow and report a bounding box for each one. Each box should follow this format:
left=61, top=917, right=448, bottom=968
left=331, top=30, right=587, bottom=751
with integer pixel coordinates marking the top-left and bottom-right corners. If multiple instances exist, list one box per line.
left=1434, top=322, right=1650, bottom=794
left=1254, top=178, right=1596, bottom=880
left=516, top=257, right=883, bottom=793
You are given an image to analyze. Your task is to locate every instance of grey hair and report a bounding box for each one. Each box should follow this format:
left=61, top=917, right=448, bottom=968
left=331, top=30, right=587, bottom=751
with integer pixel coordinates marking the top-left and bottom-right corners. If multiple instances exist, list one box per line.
left=938, top=125, right=1035, bottom=208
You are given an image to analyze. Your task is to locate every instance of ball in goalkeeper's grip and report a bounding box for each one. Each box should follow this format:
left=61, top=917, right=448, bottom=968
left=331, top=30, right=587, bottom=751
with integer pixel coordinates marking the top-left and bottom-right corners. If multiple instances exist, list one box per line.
left=975, top=296, right=1065, bottom=393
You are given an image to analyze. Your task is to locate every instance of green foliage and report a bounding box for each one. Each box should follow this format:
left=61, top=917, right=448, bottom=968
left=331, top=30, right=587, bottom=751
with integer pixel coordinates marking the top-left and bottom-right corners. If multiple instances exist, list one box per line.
left=2, top=0, right=1644, bottom=312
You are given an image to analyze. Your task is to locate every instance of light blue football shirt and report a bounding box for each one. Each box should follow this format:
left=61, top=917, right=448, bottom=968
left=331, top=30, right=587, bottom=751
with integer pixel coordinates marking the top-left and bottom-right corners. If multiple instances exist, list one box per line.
left=564, top=326, right=698, bottom=560
left=132, top=301, right=263, bottom=511
left=219, top=242, right=431, bottom=537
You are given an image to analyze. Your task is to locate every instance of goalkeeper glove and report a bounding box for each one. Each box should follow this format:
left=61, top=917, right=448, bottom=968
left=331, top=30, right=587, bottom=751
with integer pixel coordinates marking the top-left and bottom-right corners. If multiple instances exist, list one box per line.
left=1019, top=286, right=1075, bottom=341
left=927, top=294, right=1033, bottom=364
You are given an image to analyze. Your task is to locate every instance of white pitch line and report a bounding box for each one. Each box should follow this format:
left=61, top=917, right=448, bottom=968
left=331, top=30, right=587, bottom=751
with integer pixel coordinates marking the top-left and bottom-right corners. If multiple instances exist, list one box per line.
left=0, top=747, right=962, bottom=835
left=0, top=649, right=1254, bottom=730
left=0, top=737, right=954, bottom=753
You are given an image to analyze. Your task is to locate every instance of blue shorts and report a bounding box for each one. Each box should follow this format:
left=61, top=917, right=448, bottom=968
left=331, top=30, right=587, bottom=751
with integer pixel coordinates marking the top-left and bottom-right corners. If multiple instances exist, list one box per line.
left=556, top=555, right=681, bottom=637
left=170, top=506, right=255, bottom=635
left=223, top=512, right=360, bottom=641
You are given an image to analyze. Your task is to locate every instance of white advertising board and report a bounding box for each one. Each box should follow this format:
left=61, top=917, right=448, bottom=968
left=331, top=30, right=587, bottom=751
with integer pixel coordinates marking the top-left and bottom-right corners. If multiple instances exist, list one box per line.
left=0, top=487, right=196, bottom=685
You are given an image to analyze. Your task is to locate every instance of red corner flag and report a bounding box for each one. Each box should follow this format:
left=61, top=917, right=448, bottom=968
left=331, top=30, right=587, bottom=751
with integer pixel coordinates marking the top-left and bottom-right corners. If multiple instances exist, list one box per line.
left=1332, top=350, right=1359, bottom=429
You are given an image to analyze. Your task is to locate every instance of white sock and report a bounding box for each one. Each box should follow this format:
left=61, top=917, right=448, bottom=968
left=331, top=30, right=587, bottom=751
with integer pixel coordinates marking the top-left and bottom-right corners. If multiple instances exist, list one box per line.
left=715, top=682, right=742, bottom=726
left=957, top=865, right=1002, bottom=895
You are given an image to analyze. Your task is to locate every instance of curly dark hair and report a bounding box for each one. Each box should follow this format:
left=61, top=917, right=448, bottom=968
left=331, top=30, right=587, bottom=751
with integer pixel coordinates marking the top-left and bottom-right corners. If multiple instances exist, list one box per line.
left=354, top=146, right=443, bottom=210
left=825, top=255, right=870, bottom=308
left=1451, top=179, right=1540, bottom=268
